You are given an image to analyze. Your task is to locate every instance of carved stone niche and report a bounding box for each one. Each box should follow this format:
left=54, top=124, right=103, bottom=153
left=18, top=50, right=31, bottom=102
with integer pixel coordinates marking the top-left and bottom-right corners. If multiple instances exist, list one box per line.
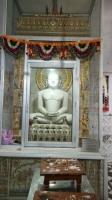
left=15, top=15, right=90, bottom=36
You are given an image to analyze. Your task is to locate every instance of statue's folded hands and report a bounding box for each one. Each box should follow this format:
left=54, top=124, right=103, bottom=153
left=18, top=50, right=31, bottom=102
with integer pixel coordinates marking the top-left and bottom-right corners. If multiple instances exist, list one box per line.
left=46, top=111, right=59, bottom=116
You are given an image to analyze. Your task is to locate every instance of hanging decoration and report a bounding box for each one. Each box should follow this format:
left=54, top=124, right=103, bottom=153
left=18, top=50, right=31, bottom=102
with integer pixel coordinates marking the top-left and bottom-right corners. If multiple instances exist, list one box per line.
left=69, top=42, right=97, bottom=59
left=0, top=35, right=101, bottom=60
left=0, top=37, right=24, bottom=57
left=59, top=47, right=68, bottom=59
left=96, top=42, right=100, bottom=54
left=1, top=35, right=101, bottom=46
left=36, top=44, right=57, bottom=60
left=26, top=45, right=35, bottom=57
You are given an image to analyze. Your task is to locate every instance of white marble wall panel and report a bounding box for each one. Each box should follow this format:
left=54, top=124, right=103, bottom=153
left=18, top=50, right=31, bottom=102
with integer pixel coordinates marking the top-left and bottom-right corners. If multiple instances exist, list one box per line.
left=6, top=0, right=14, bottom=34
left=103, top=116, right=112, bottom=136
left=89, top=53, right=100, bottom=139
left=0, top=0, right=3, bottom=34
left=101, top=138, right=112, bottom=162
left=91, top=0, right=101, bottom=37
left=101, top=116, right=112, bottom=162
left=2, top=113, right=13, bottom=130
left=103, top=0, right=112, bottom=73
left=2, top=54, right=14, bottom=131
left=89, top=115, right=99, bottom=139
left=103, top=0, right=112, bottom=116
left=0, top=0, right=4, bottom=74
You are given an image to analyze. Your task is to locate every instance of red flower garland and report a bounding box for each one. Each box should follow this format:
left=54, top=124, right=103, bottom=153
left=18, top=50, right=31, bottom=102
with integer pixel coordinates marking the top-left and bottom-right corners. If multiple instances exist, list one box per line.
left=36, top=44, right=57, bottom=60
left=0, top=37, right=100, bottom=59
left=2, top=37, right=24, bottom=54
left=69, top=42, right=97, bottom=59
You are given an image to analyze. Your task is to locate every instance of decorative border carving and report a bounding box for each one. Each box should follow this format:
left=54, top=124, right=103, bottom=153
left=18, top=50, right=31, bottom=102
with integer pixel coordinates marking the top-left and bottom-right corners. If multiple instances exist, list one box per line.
left=16, top=15, right=90, bottom=36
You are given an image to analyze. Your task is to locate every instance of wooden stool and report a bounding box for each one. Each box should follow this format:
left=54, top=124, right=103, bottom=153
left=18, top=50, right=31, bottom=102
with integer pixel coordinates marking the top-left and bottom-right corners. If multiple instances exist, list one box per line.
left=40, top=158, right=86, bottom=192
left=33, top=191, right=98, bottom=200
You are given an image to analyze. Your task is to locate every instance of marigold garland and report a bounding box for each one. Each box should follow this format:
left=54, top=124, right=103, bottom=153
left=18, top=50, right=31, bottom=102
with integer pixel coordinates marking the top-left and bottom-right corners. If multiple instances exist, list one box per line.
left=0, top=37, right=24, bottom=57
left=69, top=42, right=97, bottom=59
left=1, top=35, right=101, bottom=46
left=36, top=44, right=57, bottom=60
left=0, top=35, right=101, bottom=59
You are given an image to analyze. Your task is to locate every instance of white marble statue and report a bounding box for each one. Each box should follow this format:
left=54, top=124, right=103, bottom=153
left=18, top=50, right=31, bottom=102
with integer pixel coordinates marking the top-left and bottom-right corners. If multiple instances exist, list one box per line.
left=30, top=73, right=72, bottom=124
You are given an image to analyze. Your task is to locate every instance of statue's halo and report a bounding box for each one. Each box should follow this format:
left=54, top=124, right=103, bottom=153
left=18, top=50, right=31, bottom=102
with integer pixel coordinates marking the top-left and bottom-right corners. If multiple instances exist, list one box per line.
left=36, top=68, right=72, bottom=92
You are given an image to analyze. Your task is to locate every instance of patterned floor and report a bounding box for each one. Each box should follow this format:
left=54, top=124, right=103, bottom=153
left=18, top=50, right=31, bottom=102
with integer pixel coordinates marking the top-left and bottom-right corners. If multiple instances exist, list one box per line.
left=108, top=163, right=112, bottom=200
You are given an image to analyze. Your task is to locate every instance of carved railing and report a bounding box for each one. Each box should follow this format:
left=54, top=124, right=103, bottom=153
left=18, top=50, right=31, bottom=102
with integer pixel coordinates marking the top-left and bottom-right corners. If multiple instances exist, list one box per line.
left=29, top=123, right=72, bottom=142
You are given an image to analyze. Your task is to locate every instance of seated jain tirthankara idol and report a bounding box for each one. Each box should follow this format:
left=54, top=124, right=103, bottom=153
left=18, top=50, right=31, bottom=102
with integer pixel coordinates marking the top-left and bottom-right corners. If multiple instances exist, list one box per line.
left=30, top=73, right=72, bottom=124
left=29, top=71, right=72, bottom=142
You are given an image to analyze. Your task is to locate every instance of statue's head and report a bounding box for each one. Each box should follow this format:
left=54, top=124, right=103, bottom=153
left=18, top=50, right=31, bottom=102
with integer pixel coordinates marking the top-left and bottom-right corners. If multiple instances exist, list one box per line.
left=47, top=73, right=61, bottom=89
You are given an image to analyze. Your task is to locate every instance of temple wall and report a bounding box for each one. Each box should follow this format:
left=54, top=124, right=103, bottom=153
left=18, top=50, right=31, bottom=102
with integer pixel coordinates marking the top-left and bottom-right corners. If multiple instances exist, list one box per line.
left=103, top=0, right=112, bottom=115
left=0, top=0, right=4, bottom=131
left=6, top=0, right=13, bottom=34
left=0, top=0, right=112, bottom=199
left=6, top=0, right=20, bottom=35
left=102, top=1, right=112, bottom=199
left=89, top=52, right=99, bottom=139
left=90, top=0, right=101, bottom=37
left=102, top=0, right=112, bottom=159
left=0, top=0, right=3, bottom=34
left=2, top=54, right=14, bottom=131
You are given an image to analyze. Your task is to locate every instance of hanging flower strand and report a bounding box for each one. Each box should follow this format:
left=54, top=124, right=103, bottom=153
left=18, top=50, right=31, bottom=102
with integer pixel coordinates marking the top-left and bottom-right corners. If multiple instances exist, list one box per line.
left=96, top=42, right=100, bottom=54
left=26, top=45, right=35, bottom=57
left=36, top=44, right=57, bottom=60
left=59, top=47, right=68, bottom=59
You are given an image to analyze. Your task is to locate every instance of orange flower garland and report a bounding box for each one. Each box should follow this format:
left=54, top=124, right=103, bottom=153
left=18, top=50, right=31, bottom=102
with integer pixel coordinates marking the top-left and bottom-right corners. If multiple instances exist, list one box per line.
left=0, top=35, right=101, bottom=59
left=1, top=35, right=102, bottom=47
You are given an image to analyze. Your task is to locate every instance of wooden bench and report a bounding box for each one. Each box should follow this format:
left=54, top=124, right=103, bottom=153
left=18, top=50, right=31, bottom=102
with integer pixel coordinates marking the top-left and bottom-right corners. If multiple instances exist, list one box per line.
left=33, top=191, right=98, bottom=200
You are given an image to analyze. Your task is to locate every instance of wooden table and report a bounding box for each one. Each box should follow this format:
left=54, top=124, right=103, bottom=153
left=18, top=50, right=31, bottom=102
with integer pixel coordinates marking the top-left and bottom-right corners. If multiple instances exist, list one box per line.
left=33, top=191, right=98, bottom=200
left=40, top=158, right=86, bottom=192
